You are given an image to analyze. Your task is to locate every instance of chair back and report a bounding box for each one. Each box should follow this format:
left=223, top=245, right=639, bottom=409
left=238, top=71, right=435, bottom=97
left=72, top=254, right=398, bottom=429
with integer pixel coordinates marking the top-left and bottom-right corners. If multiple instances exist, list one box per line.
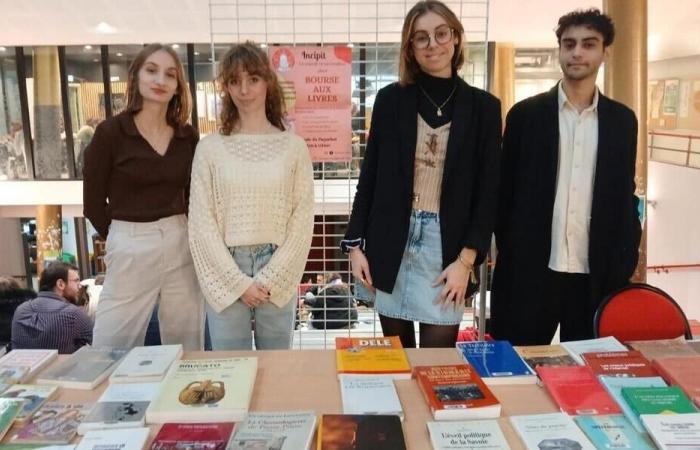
left=594, top=283, right=692, bottom=342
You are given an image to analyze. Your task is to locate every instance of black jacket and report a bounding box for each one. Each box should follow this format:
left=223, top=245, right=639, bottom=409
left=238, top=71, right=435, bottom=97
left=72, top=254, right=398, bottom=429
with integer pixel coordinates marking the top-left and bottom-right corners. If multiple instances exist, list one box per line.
left=305, top=283, right=358, bottom=329
left=0, top=287, right=36, bottom=348
left=491, top=84, right=641, bottom=338
left=344, top=80, right=502, bottom=294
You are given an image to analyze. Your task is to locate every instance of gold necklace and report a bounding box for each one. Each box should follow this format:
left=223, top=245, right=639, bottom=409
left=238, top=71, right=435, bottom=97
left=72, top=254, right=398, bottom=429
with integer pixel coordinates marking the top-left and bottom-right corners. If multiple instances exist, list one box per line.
left=418, top=84, right=457, bottom=117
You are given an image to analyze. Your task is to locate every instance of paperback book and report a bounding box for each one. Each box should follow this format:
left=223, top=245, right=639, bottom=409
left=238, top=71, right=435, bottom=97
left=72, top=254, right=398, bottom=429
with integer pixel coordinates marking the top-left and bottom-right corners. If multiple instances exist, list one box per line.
left=621, top=385, right=698, bottom=417
left=573, top=414, right=655, bottom=449
left=146, top=357, right=257, bottom=423
left=582, top=350, right=657, bottom=377
left=339, top=374, right=403, bottom=419
left=150, top=422, right=236, bottom=450
left=0, top=384, right=58, bottom=422
left=0, top=349, right=58, bottom=383
left=652, top=355, right=700, bottom=407
left=8, top=402, right=91, bottom=444
left=78, top=382, right=160, bottom=434
left=36, top=347, right=129, bottom=390
left=627, top=338, right=697, bottom=361
left=513, top=344, right=577, bottom=369
left=536, top=365, right=621, bottom=416
left=560, top=336, right=627, bottom=365
left=427, top=420, right=511, bottom=450
left=317, top=414, right=406, bottom=450
left=74, top=427, right=150, bottom=450
left=110, top=344, right=183, bottom=383
left=510, top=412, right=595, bottom=450
left=598, top=375, right=668, bottom=433
left=455, top=341, right=536, bottom=385
left=335, top=336, right=411, bottom=379
left=414, top=364, right=501, bottom=421
left=641, top=412, right=700, bottom=450
left=229, top=410, right=316, bottom=450
left=0, top=366, right=30, bottom=385
left=0, top=398, right=24, bottom=440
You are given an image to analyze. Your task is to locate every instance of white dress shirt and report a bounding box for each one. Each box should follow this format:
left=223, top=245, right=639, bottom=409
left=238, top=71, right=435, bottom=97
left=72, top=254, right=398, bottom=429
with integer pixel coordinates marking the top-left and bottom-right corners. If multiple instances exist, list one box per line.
left=548, top=82, right=599, bottom=274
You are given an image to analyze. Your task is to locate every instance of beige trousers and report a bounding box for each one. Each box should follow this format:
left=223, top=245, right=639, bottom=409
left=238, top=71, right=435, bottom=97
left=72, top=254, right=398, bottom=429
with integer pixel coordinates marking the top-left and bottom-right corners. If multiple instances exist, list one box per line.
left=92, top=214, right=204, bottom=350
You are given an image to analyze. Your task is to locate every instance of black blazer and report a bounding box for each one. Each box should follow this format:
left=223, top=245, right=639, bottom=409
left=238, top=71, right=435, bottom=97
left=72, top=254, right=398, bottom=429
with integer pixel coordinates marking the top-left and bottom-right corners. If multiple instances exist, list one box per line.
left=345, top=79, right=502, bottom=294
left=491, top=84, right=641, bottom=333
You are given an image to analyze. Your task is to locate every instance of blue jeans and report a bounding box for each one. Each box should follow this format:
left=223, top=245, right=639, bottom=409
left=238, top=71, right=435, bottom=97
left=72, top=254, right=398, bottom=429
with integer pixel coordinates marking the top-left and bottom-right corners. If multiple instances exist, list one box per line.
left=205, top=244, right=296, bottom=350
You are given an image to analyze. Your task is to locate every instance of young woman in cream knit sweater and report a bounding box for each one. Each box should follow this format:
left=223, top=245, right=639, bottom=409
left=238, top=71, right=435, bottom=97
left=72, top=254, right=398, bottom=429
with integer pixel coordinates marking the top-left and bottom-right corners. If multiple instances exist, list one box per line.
left=188, top=42, right=314, bottom=350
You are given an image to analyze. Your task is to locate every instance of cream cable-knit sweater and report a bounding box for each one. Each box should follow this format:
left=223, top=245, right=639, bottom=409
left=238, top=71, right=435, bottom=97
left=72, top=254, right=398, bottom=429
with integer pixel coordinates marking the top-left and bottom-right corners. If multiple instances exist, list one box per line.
left=188, top=131, right=314, bottom=313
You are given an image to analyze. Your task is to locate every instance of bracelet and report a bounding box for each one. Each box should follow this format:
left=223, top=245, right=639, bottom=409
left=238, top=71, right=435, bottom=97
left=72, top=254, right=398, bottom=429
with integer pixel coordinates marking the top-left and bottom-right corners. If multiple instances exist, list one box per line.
left=457, top=252, right=472, bottom=269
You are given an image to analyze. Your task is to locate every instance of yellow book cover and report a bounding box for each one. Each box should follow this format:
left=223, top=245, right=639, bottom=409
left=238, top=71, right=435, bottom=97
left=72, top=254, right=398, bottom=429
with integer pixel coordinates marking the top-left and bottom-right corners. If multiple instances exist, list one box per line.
left=335, top=336, right=411, bottom=379
left=146, top=357, right=257, bottom=424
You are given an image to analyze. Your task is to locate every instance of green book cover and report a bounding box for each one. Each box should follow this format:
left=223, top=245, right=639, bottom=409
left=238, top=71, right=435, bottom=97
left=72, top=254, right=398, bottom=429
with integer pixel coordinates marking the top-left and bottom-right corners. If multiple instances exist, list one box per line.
left=0, top=398, right=24, bottom=440
left=621, top=386, right=698, bottom=416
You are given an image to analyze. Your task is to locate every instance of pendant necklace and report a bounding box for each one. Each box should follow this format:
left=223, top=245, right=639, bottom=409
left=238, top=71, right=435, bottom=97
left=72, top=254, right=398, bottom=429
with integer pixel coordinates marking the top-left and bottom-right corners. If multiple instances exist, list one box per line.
left=418, top=83, right=457, bottom=117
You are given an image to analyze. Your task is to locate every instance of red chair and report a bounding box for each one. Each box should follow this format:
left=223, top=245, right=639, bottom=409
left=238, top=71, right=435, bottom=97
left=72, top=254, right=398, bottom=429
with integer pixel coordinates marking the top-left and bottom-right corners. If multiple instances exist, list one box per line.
left=594, top=283, right=692, bottom=342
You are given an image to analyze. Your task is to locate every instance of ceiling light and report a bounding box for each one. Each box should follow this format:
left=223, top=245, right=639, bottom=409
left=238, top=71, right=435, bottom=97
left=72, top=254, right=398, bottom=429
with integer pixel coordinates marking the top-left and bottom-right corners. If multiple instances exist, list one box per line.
left=93, top=58, right=99, bottom=62
left=194, top=51, right=200, bottom=56
left=116, top=52, right=123, bottom=57
left=0, top=47, right=6, bottom=52
left=68, top=75, right=74, bottom=82
left=260, top=43, right=268, bottom=48
left=171, top=44, right=180, bottom=49
left=95, top=22, right=117, bottom=34
left=84, top=45, right=92, bottom=50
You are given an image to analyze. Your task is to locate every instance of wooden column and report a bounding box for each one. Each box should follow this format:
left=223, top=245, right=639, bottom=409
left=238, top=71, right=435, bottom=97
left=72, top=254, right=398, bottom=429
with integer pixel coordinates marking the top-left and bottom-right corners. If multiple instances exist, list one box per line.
left=603, top=0, right=648, bottom=281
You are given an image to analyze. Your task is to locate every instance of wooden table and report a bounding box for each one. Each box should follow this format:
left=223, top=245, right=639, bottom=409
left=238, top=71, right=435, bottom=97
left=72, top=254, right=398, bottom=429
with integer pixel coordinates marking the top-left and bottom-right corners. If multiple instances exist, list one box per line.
left=10, top=349, right=560, bottom=449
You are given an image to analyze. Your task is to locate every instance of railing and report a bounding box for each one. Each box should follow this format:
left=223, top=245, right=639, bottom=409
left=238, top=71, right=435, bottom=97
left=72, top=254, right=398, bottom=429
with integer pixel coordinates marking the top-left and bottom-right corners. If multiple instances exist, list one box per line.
left=647, top=263, right=700, bottom=274
left=648, top=130, right=700, bottom=169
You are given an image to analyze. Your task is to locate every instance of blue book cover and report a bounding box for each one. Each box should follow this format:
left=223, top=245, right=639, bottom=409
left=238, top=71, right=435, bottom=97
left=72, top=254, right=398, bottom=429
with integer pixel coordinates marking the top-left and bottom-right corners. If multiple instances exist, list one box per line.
left=574, top=414, right=655, bottom=449
left=599, top=375, right=667, bottom=433
left=455, top=341, right=536, bottom=383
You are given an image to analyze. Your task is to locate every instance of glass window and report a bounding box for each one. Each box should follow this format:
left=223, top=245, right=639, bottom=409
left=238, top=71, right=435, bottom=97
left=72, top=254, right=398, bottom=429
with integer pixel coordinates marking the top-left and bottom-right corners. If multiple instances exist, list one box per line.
left=0, top=46, right=28, bottom=180
left=23, top=46, right=70, bottom=179
left=107, top=45, right=143, bottom=115
left=193, top=43, right=224, bottom=137
left=64, top=45, right=105, bottom=178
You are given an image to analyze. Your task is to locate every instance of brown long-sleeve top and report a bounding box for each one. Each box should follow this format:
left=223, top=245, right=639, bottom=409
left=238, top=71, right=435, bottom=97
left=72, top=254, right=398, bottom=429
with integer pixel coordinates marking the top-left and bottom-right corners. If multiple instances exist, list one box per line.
left=82, top=112, right=198, bottom=238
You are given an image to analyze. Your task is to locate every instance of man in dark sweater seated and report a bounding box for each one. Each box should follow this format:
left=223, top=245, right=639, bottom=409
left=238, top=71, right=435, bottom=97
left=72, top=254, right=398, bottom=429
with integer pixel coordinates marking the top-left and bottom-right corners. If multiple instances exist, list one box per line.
left=11, top=262, right=93, bottom=354
left=304, top=273, right=358, bottom=330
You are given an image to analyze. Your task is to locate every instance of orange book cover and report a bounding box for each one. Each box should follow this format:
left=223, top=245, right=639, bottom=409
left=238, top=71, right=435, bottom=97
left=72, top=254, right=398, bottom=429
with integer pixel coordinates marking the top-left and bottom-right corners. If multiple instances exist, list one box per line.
left=652, top=356, right=700, bottom=407
left=413, top=364, right=501, bottom=420
left=335, top=337, right=411, bottom=379
left=582, top=350, right=658, bottom=377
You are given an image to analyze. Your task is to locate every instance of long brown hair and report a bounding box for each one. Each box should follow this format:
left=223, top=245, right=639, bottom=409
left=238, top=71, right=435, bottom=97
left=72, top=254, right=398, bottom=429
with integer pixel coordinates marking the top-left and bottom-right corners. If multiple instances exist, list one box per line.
left=217, top=42, right=286, bottom=135
left=399, top=0, right=466, bottom=85
left=125, top=43, right=191, bottom=127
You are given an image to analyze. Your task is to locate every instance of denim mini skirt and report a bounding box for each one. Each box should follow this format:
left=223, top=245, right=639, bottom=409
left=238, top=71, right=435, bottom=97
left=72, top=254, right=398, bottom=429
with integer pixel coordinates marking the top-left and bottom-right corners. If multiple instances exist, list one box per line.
left=374, top=210, right=465, bottom=326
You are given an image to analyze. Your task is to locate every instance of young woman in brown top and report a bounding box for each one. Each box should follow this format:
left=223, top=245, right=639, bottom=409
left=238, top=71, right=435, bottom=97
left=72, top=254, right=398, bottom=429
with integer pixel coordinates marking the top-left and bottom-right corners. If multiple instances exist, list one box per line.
left=83, top=44, right=203, bottom=350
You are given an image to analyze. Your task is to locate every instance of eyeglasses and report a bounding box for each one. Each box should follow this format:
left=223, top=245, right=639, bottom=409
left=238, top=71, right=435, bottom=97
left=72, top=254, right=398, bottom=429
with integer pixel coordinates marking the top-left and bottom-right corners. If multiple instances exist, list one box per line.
left=411, top=25, right=454, bottom=50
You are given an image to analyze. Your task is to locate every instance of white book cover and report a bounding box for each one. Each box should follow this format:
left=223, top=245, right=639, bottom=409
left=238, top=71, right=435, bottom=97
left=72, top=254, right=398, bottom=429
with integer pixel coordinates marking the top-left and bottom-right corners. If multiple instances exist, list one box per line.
left=37, top=347, right=129, bottom=390
left=146, top=357, right=257, bottom=424
left=560, top=337, right=627, bottom=365
left=0, top=384, right=58, bottom=422
left=110, top=344, right=183, bottom=383
left=0, top=349, right=58, bottom=382
left=641, top=413, right=700, bottom=450
left=427, top=420, right=511, bottom=449
left=0, top=365, right=30, bottom=384
left=78, top=382, right=160, bottom=435
left=228, top=410, right=317, bottom=450
left=75, top=427, right=150, bottom=450
left=510, top=413, right=596, bottom=450
left=339, top=375, right=403, bottom=418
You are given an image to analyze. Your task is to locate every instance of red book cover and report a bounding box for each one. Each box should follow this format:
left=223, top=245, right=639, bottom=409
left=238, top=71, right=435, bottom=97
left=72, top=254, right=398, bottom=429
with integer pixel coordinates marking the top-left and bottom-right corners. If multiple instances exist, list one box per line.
left=652, top=356, right=700, bottom=407
left=150, top=422, right=236, bottom=450
left=581, top=350, right=657, bottom=377
left=413, top=364, right=501, bottom=420
left=536, top=365, right=622, bottom=416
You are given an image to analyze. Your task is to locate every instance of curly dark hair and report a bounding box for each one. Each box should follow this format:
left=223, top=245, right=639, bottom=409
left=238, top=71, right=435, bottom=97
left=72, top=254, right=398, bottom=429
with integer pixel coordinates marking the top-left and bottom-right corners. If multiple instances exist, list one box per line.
left=556, top=8, right=615, bottom=47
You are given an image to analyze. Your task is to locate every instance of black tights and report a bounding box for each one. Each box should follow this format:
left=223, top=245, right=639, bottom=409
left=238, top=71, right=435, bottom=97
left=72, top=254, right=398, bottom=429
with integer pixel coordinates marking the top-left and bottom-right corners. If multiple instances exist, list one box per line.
left=378, top=314, right=460, bottom=348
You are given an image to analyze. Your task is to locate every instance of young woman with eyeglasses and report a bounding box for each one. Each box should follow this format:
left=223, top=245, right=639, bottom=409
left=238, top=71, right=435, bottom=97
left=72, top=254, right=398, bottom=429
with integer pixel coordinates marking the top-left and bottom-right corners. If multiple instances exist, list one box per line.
left=341, top=0, right=502, bottom=348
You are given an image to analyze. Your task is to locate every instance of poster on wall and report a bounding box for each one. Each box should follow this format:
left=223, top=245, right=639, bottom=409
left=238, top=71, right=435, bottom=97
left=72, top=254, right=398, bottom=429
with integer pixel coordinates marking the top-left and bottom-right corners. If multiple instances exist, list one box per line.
left=662, top=79, right=680, bottom=116
left=679, top=81, right=690, bottom=118
left=270, top=46, right=352, bottom=162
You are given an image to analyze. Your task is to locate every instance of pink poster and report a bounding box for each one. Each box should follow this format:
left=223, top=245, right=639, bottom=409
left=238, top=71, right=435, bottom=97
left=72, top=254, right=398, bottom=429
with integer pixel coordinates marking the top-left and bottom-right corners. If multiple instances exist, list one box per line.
left=270, top=46, right=352, bottom=162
